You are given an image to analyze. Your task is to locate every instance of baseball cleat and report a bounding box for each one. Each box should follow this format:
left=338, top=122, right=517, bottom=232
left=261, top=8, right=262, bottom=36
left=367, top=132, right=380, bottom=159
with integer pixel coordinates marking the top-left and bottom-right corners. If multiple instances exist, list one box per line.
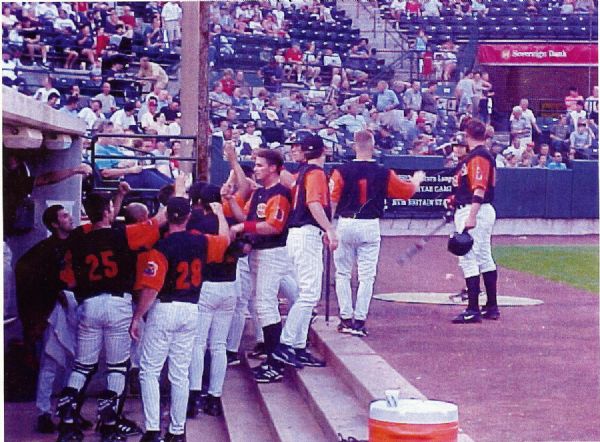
left=203, top=394, right=223, bottom=417
left=115, top=417, right=142, bottom=436
left=226, top=351, right=241, bottom=366
left=337, top=318, right=354, bottom=334
left=56, top=424, right=83, bottom=442
left=164, top=432, right=186, bottom=442
left=186, top=392, right=204, bottom=419
left=36, top=413, right=56, bottom=434
left=481, top=305, right=500, bottom=320
left=452, top=309, right=482, bottom=324
left=254, top=364, right=284, bottom=383
left=295, top=348, right=326, bottom=367
left=351, top=320, right=369, bottom=337
left=248, top=342, right=267, bottom=360
left=140, top=430, right=164, bottom=442
left=272, top=344, right=304, bottom=369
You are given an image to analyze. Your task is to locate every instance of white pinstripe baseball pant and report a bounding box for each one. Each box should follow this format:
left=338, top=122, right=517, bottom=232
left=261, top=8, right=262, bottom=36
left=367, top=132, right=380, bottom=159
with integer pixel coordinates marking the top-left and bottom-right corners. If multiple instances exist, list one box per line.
left=249, top=247, right=291, bottom=328
left=226, top=256, right=263, bottom=352
left=189, top=280, right=237, bottom=396
left=281, top=225, right=323, bottom=349
left=67, top=294, right=132, bottom=396
left=139, top=301, right=198, bottom=435
left=334, top=217, right=381, bottom=321
left=454, top=204, right=497, bottom=279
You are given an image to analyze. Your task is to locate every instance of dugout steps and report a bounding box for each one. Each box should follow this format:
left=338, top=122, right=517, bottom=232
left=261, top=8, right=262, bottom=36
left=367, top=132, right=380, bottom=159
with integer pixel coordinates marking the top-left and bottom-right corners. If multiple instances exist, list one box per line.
left=219, top=318, right=473, bottom=442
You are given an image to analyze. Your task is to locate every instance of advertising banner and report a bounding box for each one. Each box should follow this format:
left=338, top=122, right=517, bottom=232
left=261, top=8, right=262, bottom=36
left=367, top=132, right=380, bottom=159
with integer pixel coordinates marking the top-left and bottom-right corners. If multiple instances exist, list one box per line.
left=477, top=43, right=598, bottom=66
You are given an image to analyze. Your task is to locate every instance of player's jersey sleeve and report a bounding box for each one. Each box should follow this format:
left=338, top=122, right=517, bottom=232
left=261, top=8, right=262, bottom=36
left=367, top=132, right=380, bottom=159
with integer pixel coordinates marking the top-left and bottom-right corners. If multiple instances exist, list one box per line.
left=467, top=156, right=492, bottom=192
left=243, top=192, right=254, bottom=216
left=263, top=194, right=291, bottom=233
left=329, top=169, right=344, bottom=203
left=223, top=193, right=246, bottom=218
left=205, top=235, right=230, bottom=264
left=387, top=170, right=417, bottom=200
left=305, top=169, right=329, bottom=205
left=126, top=218, right=161, bottom=251
left=134, top=249, right=168, bottom=292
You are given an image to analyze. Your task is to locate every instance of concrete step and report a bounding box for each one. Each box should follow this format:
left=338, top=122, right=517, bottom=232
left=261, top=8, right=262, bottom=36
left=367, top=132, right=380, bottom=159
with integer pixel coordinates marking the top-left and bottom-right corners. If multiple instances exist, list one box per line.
left=222, top=364, right=273, bottom=442
left=309, top=318, right=475, bottom=442
left=243, top=356, right=329, bottom=442
left=289, top=356, right=369, bottom=441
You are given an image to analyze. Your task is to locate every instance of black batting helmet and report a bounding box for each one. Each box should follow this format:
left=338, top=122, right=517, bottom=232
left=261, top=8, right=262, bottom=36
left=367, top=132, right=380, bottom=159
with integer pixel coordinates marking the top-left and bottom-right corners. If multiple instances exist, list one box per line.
left=300, top=134, right=324, bottom=160
left=447, top=231, right=474, bottom=256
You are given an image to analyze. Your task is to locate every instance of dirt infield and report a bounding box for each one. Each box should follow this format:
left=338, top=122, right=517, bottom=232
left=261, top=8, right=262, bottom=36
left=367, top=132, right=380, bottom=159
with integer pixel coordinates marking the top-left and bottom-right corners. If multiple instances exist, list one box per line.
left=361, top=235, right=599, bottom=442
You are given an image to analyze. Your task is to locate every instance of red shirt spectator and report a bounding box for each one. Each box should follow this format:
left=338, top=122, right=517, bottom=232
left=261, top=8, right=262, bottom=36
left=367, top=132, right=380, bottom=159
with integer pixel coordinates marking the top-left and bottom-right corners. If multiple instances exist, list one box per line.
left=406, top=0, right=422, bottom=15
left=285, top=44, right=302, bottom=63
left=120, top=14, right=136, bottom=28
left=565, top=89, right=584, bottom=111
left=220, top=74, right=236, bottom=96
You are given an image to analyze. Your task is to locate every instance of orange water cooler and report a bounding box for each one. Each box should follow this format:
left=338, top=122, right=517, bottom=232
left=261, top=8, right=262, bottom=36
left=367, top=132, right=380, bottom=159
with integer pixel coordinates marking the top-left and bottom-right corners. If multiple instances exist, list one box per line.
left=369, top=391, right=458, bottom=442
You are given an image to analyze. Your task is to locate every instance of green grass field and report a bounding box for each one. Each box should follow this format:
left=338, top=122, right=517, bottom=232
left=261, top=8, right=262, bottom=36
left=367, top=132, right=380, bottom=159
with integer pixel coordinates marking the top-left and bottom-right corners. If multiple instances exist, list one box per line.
left=493, top=245, right=599, bottom=293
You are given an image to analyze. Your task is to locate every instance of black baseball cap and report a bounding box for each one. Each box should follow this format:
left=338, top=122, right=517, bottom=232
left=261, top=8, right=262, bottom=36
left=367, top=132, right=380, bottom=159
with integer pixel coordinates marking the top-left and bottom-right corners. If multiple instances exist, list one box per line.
left=189, top=181, right=208, bottom=204
left=301, top=134, right=324, bottom=154
left=167, top=197, right=190, bottom=221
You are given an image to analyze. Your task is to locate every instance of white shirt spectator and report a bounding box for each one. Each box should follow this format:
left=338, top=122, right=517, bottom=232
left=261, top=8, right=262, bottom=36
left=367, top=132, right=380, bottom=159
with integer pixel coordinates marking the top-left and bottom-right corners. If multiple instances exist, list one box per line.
left=140, top=111, right=158, bottom=130
left=2, top=13, right=18, bottom=28
left=78, top=107, right=106, bottom=130
left=93, top=93, right=117, bottom=113
left=251, top=97, right=267, bottom=112
left=35, top=3, right=59, bottom=19
left=510, top=107, right=537, bottom=130
left=54, top=17, right=76, bottom=32
left=2, top=57, right=18, bottom=81
left=422, top=0, right=442, bottom=16
left=332, top=113, right=367, bottom=134
left=240, top=132, right=263, bottom=150
left=323, top=53, right=342, bottom=67
left=8, top=28, right=23, bottom=45
left=569, top=109, right=587, bottom=126
left=390, top=0, right=407, bottom=12
left=161, top=2, right=182, bottom=21
left=110, top=109, right=136, bottom=129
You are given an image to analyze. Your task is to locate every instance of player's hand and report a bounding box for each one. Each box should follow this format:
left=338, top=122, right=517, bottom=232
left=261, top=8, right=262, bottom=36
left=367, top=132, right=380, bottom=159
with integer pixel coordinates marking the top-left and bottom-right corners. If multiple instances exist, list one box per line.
left=118, top=181, right=131, bottom=195
left=75, top=163, right=93, bottom=176
left=411, top=170, right=426, bottom=187
left=230, top=223, right=244, bottom=240
left=443, top=195, right=456, bottom=210
left=223, top=141, right=237, bottom=162
left=128, top=165, right=143, bottom=174
left=464, top=214, right=477, bottom=230
left=129, top=317, right=142, bottom=342
left=220, top=183, right=234, bottom=200
left=209, top=202, right=224, bottom=215
left=325, top=228, right=338, bottom=252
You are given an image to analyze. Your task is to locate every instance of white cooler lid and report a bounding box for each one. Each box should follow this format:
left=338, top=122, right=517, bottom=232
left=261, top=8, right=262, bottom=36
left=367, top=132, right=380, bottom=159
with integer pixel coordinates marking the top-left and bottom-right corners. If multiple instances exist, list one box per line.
left=370, top=399, right=458, bottom=425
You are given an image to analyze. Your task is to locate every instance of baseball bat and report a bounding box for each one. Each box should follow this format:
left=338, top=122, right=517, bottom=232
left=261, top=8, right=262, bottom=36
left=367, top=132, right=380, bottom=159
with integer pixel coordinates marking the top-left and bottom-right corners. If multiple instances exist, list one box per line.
left=396, top=219, right=450, bottom=265
left=325, top=247, right=331, bottom=324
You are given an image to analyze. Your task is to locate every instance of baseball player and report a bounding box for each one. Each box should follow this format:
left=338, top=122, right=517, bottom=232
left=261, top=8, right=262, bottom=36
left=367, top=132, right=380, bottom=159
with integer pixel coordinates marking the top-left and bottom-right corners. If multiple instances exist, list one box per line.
left=56, top=192, right=163, bottom=442
left=330, top=130, right=425, bottom=336
left=272, top=135, right=338, bottom=370
left=131, top=197, right=229, bottom=442
left=449, top=119, right=499, bottom=324
left=228, top=149, right=294, bottom=383
left=186, top=184, right=248, bottom=417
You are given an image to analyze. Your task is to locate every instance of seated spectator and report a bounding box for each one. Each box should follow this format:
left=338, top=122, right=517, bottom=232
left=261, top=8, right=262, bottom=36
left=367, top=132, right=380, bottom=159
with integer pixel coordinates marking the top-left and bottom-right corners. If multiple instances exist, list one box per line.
left=565, top=86, right=584, bottom=111
left=94, top=82, right=117, bottom=115
left=21, top=17, right=49, bottom=66
left=504, top=152, right=519, bottom=168
left=532, top=143, right=550, bottom=166
left=322, top=47, right=342, bottom=69
left=332, top=102, right=367, bottom=134
left=231, top=87, right=250, bottom=108
left=140, top=97, right=160, bottom=130
left=421, top=81, right=439, bottom=118
left=137, top=56, right=169, bottom=92
left=318, top=124, right=340, bottom=158
left=374, top=125, right=397, bottom=151
left=547, top=152, right=567, bottom=169
left=220, top=69, right=236, bottom=96
left=110, top=101, right=138, bottom=131
left=239, top=121, right=264, bottom=154
left=47, top=92, right=60, bottom=108
left=283, top=42, right=304, bottom=82
left=536, top=154, right=548, bottom=168
left=569, top=122, right=594, bottom=158
left=119, top=5, right=136, bottom=28
left=560, top=0, right=575, bottom=14
left=568, top=100, right=587, bottom=129
left=209, top=82, right=232, bottom=115
left=390, top=0, right=407, bottom=22
left=159, top=98, right=182, bottom=124
left=33, top=77, right=60, bottom=103
left=406, top=0, right=422, bottom=16
left=146, top=15, right=166, bottom=48
left=251, top=89, right=269, bottom=113
left=2, top=5, right=18, bottom=31
left=403, top=80, right=422, bottom=112
left=299, top=105, right=323, bottom=131
left=350, top=38, right=370, bottom=58
left=60, top=96, right=79, bottom=117
left=78, top=99, right=106, bottom=131
left=491, top=143, right=508, bottom=168
left=422, top=0, right=442, bottom=16
left=574, top=0, right=596, bottom=13
left=585, top=86, right=598, bottom=122
left=260, top=58, right=284, bottom=92
left=439, top=39, right=458, bottom=81
left=281, top=92, right=306, bottom=118
left=504, top=136, right=526, bottom=161
left=64, top=24, right=96, bottom=69
left=2, top=49, right=25, bottom=89
left=519, top=143, right=536, bottom=167
left=510, top=106, right=532, bottom=148
left=302, top=42, right=321, bottom=86
left=550, top=114, right=570, bottom=153
left=472, top=0, right=489, bottom=15
left=54, top=8, right=76, bottom=33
